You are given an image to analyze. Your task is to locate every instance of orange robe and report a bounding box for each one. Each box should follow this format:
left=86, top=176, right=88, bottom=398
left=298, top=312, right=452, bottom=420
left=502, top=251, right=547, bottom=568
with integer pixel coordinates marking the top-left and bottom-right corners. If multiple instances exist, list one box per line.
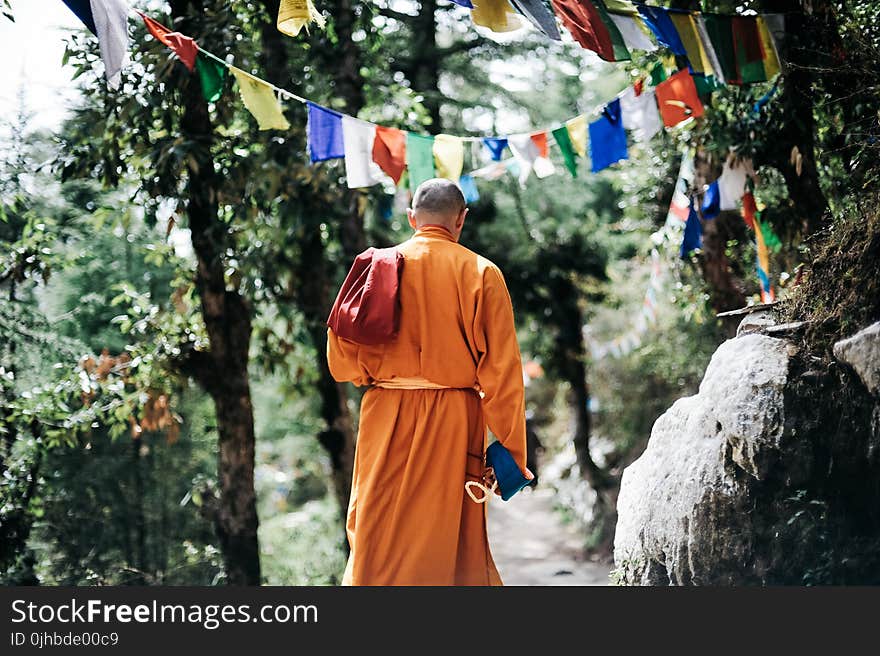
left=327, top=225, right=528, bottom=586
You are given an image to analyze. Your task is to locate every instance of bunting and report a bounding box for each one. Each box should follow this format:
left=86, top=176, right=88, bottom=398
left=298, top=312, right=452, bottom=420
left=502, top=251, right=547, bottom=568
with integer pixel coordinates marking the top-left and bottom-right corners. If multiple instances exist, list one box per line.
left=472, top=0, right=523, bottom=33
left=342, top=116, right=385, bottom=189
left=654, top=69, right=704, bottom=127
left=138, top=12, right=197, bottom=71
left=588, top=98, right=627, bottom=172
left=406, top=133, right=436, bottom=192
left=565, top=115, right=587, bottom=157
left=90, top=0, right=131, bottom=89
left=482, top=137, right=509, bottom=162
left=230, top=67, right=289, bottom=130
left=433, top=135, right=465, bottom=181
left=196, top=53, right=227, bottom=103
left=307, top=102, right=344, bottom=162
left=551, top=126, right=579, bottom=177
left=372, top=126, right=407, bottom=185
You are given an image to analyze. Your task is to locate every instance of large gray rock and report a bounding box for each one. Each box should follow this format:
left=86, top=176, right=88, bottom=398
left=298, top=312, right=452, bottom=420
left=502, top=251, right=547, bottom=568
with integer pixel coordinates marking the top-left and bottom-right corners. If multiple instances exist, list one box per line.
left=614, top=334, right=791, bottom=585
left=834, top=321, right=880, bottom=396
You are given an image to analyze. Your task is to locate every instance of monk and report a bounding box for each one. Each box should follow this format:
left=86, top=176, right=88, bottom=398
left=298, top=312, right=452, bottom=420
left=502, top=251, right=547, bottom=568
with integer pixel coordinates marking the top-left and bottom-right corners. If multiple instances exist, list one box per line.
left=327, top=178, right=531, bottom=586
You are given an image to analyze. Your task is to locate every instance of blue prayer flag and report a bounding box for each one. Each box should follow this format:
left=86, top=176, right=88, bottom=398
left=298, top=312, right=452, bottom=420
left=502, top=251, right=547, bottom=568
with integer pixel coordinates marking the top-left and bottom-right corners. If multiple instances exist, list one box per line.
left=588, top=99, right=628, bottom=173
left=701, top=180, right=720, bottom=219
left=459, top=175, right=480, bottom=204
left=482, top=137, right=509, bottom=162
left=449, top=0, right=474, bottom=6
left=680, top=201, right=703, bottom=257
left=307, top=102, right=345, bottom=163
left=637, top=5, right=687, bottom=56
left=62, top=0, right=97, bottom=35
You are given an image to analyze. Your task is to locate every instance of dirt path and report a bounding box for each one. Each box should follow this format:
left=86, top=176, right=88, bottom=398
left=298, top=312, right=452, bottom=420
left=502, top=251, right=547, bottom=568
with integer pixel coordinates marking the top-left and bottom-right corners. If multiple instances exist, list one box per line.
left=487, top=487, right=612, bottom=586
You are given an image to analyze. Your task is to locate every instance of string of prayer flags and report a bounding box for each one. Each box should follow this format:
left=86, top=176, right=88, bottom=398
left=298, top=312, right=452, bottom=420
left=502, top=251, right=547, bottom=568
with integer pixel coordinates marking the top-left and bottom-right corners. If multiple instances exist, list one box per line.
left=195, top=54, right=227, bottom=103
left=551, top=125, right=579, bottom=177
left=758, top=217, right=782, bottom=252
left=138, top=12, right=197, bottom=71
left=551, top=0, right=626, bottom=62
left=694, top=15, right=725, bottom=84
left=231, top=67, right=290, bottom=130
left=307, top=102, right=345, bottom=162
left=342, top=117, right=385, bottom=189
left=406, top=133, right=436, bottom=192
left=459, top=175, right=480, bottom=204
left=482, top=137, right=509, bottom=162
left=277, top=0, right=326, bottom=37
left=590, top=0, right=631, bottom=61
left=471, top=0, right=523, bottom=34
left=637, top=5, right=686, bottom=57
left=508, top=134, right=541, bottom=185
left=588, top=98, right=628, bottom=173
left=509, top=0, right=561, bottom=40
left=372, top=126, right=407, bottom=184
left=61, top=0, right=97, bottom=35
left=743, top=192, right=774, bottom=302
left=741, top=187, right=758, bottom=229
left=90, top=0, right=131, bottom=89
left=433, top=135, right=465, bottom=181
left=654, top=69, right=704, bottom=127
left=620, top=85, right=662, bottom=142
left=565, top=115, right=587, bottom=157
left=680, top=199, right=702, bottom=257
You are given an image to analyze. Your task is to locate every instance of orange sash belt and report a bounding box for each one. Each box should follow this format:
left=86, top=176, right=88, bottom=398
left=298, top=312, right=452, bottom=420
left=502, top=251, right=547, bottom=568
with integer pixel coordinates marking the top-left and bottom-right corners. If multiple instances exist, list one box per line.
left=372, top=376, right=454, bottom=390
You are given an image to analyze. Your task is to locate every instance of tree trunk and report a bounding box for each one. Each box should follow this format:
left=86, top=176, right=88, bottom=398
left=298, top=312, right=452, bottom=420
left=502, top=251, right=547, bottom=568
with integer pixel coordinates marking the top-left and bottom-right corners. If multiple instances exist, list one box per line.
left=171, top=0, right=261, bottom=585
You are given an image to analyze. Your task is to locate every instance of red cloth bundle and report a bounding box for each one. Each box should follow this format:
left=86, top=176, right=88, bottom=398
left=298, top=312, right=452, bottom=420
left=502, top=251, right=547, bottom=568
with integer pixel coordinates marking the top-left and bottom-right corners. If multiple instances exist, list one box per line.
left=327, top=247, right=404, bottom=345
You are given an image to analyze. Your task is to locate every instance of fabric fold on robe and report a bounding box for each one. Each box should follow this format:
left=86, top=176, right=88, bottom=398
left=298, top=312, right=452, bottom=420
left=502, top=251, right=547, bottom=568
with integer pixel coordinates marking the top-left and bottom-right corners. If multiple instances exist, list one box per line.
left=372, top=126, right=407, bottom=185
left=230, top=67, right=291, bottom=130
left=307, top=102, right=345, bottom=162
left=406, top=133, right=436, bottom=192
left=588, top=98, right=628, bottom=172
left=433, top=135, right=465, bottom=181
left=342, top=117, right=386, bottom=189
left=90, top=0, right=131, bottom=89
left=654, top=69, right=705, bottom=127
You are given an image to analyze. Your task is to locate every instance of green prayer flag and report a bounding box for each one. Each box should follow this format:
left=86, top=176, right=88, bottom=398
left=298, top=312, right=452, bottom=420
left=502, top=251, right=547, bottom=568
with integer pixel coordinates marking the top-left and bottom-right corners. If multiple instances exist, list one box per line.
left=551, top=126, right=578, bottom=178
left=702, top=14, right=739, bottom=84
left=693, top=74, right=722, bottom=96
left=649, top=60, right=667, bottom=86
left=758, top=218, right=782, bottom=252
left=592, top=0, right=631, bottom=62
left=732, top=17, right=767, bottom=84
left=196, top=53, right=227, bottom=103
left=406, top=133, right=435, bottom=193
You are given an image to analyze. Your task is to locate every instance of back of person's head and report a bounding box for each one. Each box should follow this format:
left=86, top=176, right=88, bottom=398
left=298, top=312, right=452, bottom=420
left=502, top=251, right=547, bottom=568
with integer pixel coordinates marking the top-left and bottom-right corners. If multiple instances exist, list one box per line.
left=408, top=179, right=468, bottom=238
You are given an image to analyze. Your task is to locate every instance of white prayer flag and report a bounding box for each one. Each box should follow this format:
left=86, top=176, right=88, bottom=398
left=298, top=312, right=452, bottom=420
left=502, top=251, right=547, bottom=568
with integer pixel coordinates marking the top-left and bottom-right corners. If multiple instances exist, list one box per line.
left=90, top=0, right=131, bottom=89
left=342, top=116, right=385, bottom=189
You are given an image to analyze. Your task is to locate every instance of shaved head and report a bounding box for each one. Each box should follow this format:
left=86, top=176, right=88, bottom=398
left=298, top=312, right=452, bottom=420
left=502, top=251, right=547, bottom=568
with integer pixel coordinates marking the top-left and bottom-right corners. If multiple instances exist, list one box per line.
left=412, top=178, right=466, bottom=217
left=408, top=178, right=469, bottom=240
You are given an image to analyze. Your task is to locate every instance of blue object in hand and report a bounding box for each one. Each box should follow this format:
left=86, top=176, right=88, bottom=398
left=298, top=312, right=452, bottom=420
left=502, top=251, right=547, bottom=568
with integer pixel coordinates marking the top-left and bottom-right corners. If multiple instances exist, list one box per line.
left=485, top=441, right=531, bottom=501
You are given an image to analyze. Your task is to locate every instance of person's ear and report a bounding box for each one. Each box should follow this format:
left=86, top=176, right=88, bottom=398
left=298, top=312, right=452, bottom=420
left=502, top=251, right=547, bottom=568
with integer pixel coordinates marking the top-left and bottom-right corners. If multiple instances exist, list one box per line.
left=407, top=208, right=417, bottom=230
left=456, top=207, right=469, bottom=230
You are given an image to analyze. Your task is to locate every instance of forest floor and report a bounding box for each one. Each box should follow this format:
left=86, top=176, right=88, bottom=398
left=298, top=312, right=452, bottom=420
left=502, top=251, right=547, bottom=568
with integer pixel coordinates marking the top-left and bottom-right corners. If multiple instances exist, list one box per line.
left=487, top=486, right=612, bottom=586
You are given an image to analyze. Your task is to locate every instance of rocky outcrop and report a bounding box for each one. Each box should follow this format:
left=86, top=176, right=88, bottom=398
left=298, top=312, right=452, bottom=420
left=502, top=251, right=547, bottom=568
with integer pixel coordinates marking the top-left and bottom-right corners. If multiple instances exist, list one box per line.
left=614, top=323, right=880, bottom=585
left=834, top=321, right=880, bottom=396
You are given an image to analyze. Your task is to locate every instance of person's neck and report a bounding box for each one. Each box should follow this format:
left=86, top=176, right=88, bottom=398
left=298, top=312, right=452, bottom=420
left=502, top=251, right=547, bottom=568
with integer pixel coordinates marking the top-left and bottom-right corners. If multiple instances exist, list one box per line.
left=414, top=223, right=458, bottom=242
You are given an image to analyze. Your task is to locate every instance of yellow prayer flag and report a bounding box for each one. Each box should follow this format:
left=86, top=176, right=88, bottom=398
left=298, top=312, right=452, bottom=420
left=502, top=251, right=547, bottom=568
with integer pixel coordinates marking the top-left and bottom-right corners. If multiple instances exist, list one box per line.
left=669, top=13, right=714, bottom=76
left=230, top=67, right=290, bottom=131
left=277, top=0, right=326, bottom=37
left=565, top=115, right=587, bottom=158
left=604, top=0, right=638, bottom=16
left=471, top=0, right=523, bottom=33
left=756, top=17, right=781, bottom=79
left=433, top=135, right=464, bottom=181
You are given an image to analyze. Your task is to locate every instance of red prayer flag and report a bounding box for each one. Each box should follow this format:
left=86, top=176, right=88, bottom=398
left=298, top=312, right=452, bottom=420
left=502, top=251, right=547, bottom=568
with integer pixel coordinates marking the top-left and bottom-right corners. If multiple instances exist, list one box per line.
left=327, top=247, right=404, bottom=345
left=654, top=70, right=705, bottom=127
left=139, top=12, right=198, bottom=72
left=741, top=191, right=758, bottom=229
left=530, top=132, right=549, bottom=158
left=371, top=126, right=407, bottom=185
left=550, top=0, right=615, bottom=61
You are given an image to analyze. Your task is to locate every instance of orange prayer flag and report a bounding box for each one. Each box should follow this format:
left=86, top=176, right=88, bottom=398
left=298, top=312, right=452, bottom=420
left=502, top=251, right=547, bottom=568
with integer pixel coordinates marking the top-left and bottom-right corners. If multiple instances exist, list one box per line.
left=372, top=126, right=407, bottom=185
left=654, top=70, right=704, bottom=127
left=530, top=132, right=549, bottom=158
left=139, top=12, right=198, bottom=71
